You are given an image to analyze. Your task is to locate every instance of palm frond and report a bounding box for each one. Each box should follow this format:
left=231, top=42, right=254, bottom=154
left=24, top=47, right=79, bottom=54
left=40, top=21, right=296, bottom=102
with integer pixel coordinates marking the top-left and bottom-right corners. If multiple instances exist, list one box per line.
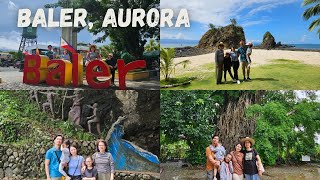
left=302, top=0, right=320, bottom=6
left=303, top=4, right=320, bottom=20
left=308, top=18, right=320, bottom=31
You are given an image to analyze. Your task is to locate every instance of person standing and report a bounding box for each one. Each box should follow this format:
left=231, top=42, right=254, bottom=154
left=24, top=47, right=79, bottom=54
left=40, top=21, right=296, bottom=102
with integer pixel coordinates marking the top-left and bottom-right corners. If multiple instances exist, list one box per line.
left=245, top=42, right=253, bottom=80
left=240, top=137, right=263, bottom=180
left=220, top=154, right=234, bottom=180
left=86, top=45, right=101, bottom=66
left=105, top=53, right=117, bottom=86
left=230, top=143, right=244, bottom=180
left=93, top=139, right=115, bottom=180
left=46, top=45, right=54, bottom=60
left=53, top=48, right=59, bottom=59
left=45, top=134, right=64, bottom=180
left=223, top=52, right=234, bottom=82
left=61, top=49, right=70, bottom=61
left=230, top=47, right=240, bottom=84
left=215, top=42, right=225, bottom=84
left=237, top=40, right=248, bottom=81
left=68, top=145, right=85, bottom=180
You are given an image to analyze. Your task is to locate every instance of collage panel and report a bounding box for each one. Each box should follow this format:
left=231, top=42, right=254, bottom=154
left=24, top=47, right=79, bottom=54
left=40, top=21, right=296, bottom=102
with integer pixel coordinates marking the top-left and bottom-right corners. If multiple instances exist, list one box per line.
left=0, top=0, right=160, bottom=91
left=160, top=90, right=320, bottom=180
left=160, top=0, right=320, bottom=90
left=0, top=90, right=160, bottom=179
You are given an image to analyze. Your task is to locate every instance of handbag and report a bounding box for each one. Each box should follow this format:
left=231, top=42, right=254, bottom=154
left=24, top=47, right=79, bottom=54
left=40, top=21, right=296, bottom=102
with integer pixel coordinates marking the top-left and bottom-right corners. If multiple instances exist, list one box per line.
left=70, top=156, right=81, bottom=180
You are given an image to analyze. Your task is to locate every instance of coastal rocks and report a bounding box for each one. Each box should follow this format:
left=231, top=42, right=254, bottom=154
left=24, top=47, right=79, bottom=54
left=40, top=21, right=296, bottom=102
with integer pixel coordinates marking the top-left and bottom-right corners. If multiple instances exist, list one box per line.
left=261, top=31, right=276, bottom=49
left=198, top=24, right=246, bottom=49
left=174, top=46, right=212, bottom=57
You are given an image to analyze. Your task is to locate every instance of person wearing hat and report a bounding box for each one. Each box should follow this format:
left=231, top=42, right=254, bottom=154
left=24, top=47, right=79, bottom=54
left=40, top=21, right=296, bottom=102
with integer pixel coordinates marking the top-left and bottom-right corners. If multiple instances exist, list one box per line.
left=46, top=45, right=54, bottom=60
left=240, top=137, right=263, bottom=180
left=215, top=42, right=225, bottom=84
left=105, top=53, right=117, bottom=85
left=86, top=44, right=101, bottom=66
left=245, top=42, right=253, bottom=80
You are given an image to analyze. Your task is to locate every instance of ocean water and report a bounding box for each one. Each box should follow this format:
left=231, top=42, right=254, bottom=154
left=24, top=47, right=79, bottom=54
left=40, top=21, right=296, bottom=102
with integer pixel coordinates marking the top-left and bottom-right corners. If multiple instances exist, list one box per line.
left=160, top=39, right=320, bottom=50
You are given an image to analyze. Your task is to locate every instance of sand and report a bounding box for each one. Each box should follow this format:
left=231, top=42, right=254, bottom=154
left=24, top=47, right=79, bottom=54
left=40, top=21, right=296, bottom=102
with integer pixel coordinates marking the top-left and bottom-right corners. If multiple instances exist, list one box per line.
left=173, top=49, right=320, bottom=74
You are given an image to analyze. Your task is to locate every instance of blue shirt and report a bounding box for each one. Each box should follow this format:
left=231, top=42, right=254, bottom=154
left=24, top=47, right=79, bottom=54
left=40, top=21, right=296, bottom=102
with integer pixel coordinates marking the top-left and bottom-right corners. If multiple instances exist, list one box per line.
left=237, top=46, right=247, bottom=62
left=45, top=147, right=62, bottom=178
left=68, top=155, right=84, bottom=176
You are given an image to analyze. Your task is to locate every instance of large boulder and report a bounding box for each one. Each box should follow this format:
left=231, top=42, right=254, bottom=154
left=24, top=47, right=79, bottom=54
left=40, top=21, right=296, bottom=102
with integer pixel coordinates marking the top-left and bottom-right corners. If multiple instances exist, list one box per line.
left=261, top=31, right=276, bottom=49
left=197, top=24, right=246, bottom=49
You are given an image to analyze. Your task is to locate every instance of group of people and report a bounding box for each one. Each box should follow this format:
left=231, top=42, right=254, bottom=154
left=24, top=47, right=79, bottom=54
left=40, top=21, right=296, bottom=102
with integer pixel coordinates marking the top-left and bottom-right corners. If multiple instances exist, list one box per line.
left=44, top=44, right=118, bottom=86
left=206, top=135, right=264, bottom=180
left=45, top=134, right=114, bottom=180
left=215, top=40, right=253, bottom=85
left=46, top=45, right=71, bottom=61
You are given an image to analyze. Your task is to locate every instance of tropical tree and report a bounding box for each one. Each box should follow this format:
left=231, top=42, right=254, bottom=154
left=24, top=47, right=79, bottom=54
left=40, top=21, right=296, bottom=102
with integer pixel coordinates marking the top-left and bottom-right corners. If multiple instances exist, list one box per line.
left=160, top=48, right=190, bottom=81
left=208, top=23, right=216, bottom=29
left=145, top=39, right=160, bottom=52
left=302, top=0, right=320, bottom=37
left=230, top=18, right=237, bottom=26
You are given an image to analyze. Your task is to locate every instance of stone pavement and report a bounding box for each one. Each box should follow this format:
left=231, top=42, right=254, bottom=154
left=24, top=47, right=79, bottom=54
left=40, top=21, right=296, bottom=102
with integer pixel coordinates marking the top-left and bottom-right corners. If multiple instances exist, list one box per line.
left=0, top=67, right=160, bottom=90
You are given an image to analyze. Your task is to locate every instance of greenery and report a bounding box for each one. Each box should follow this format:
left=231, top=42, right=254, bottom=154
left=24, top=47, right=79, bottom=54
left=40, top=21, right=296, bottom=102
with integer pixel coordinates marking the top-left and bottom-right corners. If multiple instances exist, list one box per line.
left=0, top=91, right=96, bottom=145
left=160, top=60, right=320, bottom=90
left=302, top=0, right=320, bottom=37
left=160, top=48, right=190, bottom=81
left=161, top=91, right=320, bottom=166
left=145, top=39, right=160, bottom=52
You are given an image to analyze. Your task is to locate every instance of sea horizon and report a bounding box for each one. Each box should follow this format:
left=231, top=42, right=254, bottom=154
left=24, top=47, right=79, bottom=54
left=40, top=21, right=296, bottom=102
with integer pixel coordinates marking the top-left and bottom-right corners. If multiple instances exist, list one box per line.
left=160, top=39, right=320, bottom=50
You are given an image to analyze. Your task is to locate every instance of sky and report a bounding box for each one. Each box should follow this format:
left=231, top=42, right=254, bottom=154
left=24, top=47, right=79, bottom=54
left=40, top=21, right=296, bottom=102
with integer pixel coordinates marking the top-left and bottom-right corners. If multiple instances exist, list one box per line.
left=160, top=0, right=320, bottom=44
left=0, top=0, right=108, bottom=51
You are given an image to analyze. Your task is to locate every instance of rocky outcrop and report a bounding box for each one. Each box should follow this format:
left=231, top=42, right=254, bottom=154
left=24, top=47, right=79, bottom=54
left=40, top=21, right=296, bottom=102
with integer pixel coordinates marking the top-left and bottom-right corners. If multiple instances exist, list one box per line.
left=197, top=25, right=246, bottom=49
left=261, top=31, right=276, bottom=49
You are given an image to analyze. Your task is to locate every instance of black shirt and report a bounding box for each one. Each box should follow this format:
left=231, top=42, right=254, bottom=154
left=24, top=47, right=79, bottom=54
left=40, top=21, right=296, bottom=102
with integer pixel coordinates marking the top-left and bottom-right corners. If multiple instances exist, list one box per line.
left=242, top=149, right=259, bottom=175
left=106, top=57, right=117, bottom=68
left=224, top=56, right=232, bottom=70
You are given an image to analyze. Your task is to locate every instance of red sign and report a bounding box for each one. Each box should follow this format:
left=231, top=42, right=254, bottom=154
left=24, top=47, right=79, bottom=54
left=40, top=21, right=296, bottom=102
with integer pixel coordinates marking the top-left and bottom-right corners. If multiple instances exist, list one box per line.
left=23, top=53, right=146, bottom=89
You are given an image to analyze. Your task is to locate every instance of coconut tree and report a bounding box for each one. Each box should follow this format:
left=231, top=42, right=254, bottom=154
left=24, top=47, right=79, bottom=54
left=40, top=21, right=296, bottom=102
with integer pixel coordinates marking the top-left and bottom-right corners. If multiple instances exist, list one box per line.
left=230, top=18, right=237, bottom=26
left=209, top=23, right=216, bottom=30
left=160, top=48, right=190, bottom=81
left=302, top=0, right=320, bottom=37
left=145, top=39, right=160, bottom=52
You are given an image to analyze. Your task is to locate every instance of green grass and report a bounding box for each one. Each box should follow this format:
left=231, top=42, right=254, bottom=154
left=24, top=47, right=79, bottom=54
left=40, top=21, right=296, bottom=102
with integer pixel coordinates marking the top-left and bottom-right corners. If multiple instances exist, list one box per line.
left=161, top=59, right=320, bottom=90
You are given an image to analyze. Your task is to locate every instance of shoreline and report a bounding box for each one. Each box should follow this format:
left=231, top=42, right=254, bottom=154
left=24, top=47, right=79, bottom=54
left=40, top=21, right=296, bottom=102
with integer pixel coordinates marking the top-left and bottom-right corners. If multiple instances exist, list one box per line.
left=172, top=46, right=320, bottom=58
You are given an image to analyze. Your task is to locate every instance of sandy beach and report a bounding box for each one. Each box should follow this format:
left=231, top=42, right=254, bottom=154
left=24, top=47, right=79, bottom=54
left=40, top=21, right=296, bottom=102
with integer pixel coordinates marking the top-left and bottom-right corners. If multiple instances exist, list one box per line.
left=174, top=49, right=320, bottom=74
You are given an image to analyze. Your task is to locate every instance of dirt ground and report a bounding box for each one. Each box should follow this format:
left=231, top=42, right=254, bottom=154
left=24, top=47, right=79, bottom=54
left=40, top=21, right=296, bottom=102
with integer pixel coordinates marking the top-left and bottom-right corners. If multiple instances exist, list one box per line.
left=160, top=162, right=320, bottom=180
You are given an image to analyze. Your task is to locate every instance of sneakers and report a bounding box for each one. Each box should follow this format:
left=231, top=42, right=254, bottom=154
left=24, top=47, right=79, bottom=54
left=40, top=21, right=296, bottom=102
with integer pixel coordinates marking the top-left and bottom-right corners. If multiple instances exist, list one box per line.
left=247, top=77, right=252, bottom=80
left=213, top=177, right=218, bottom=180
left=232, top=79, right=237, bottom=83
left=237, top=80, right=240, bottom=84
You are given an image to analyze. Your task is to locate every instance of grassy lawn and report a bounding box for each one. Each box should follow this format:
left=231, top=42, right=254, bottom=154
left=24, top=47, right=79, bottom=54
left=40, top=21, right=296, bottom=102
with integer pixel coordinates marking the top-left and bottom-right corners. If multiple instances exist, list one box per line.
left=160, top=59, right=320, bottom=90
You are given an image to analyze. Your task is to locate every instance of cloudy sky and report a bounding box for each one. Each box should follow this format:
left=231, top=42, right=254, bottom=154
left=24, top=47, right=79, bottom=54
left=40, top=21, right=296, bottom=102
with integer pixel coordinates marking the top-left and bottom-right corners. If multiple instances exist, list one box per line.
left=160, top=0, right=320, bottom=44
left=0, top=0, right=107, bottom=51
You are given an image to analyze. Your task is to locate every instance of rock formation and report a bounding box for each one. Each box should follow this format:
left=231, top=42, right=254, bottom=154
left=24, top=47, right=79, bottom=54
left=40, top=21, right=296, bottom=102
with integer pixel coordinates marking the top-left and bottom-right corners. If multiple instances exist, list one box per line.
left=261, top=31, right=276, bottom=49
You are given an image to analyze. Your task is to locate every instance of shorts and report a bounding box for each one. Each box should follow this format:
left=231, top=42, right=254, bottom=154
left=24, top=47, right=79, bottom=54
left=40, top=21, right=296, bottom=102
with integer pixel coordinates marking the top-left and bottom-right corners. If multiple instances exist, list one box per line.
left=245, top=174, right=259, bottom=180
left=241, top=61, right=248, bottom=68
left=206, top=170, right=213, bottom=180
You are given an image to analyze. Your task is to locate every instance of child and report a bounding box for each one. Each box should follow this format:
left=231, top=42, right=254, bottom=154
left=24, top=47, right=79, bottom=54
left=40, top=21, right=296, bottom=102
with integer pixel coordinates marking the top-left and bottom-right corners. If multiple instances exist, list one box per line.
left=219, top=154, right=234, bottom=180
left=246, top=42, right=253, bottom=80
left=230, top=47, right=240, bottom=84
left=82, top=156, right=98, bottom=180
left=223, top=52, right=234, bottom=82
left=210, top=143, right=226, bottom=180
left=59, top=140, right=71, bottom=180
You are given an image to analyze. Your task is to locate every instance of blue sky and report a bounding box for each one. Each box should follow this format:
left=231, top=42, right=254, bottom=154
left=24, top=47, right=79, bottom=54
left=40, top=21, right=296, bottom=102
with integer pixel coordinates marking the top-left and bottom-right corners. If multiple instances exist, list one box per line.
left=0, top=0, right=108, bottom=51
left=161, top=0, right=320, bottom=44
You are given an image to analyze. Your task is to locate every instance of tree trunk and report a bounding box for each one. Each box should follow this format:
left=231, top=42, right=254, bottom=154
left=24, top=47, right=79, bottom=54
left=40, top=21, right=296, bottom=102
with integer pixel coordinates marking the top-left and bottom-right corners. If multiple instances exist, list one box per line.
left=216, top=91, right=264, bottom=152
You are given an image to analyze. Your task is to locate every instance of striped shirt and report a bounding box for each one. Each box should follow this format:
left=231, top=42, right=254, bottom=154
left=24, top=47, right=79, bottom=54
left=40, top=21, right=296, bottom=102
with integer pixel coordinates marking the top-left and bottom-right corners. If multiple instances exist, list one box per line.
left=93, top=152, right=114, bottom=173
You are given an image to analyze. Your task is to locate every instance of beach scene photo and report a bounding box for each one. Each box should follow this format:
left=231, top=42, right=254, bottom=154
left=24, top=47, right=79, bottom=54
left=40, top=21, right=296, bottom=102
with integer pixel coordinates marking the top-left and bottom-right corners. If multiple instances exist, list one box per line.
left=160, top=0, right=320, bottom=90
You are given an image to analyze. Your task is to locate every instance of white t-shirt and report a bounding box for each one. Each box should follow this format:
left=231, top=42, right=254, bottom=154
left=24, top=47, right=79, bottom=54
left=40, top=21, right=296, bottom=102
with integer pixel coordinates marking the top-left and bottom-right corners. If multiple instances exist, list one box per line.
left=246, top=48, right=252, bottom=64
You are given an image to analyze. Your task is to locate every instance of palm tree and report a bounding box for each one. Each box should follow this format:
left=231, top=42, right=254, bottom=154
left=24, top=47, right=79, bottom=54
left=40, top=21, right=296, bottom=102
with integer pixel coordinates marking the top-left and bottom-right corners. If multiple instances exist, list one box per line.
left=160, top=48, right=175, bottom=81
left=160, top=48, right=190, bottom=81
left=209, top=23, right=216, bottom=30
left=230, top=18, right=237, bottom=26
left=145, top=39, right=160, bottom=52
left=302, top=0, right=320, bottom=36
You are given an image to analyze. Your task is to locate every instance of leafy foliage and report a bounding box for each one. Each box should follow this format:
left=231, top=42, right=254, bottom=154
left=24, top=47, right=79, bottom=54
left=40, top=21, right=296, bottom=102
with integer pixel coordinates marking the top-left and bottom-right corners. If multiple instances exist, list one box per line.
left=302, top=0, right=320, bottom=37
left=145, top=39, right=160, bottom=52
